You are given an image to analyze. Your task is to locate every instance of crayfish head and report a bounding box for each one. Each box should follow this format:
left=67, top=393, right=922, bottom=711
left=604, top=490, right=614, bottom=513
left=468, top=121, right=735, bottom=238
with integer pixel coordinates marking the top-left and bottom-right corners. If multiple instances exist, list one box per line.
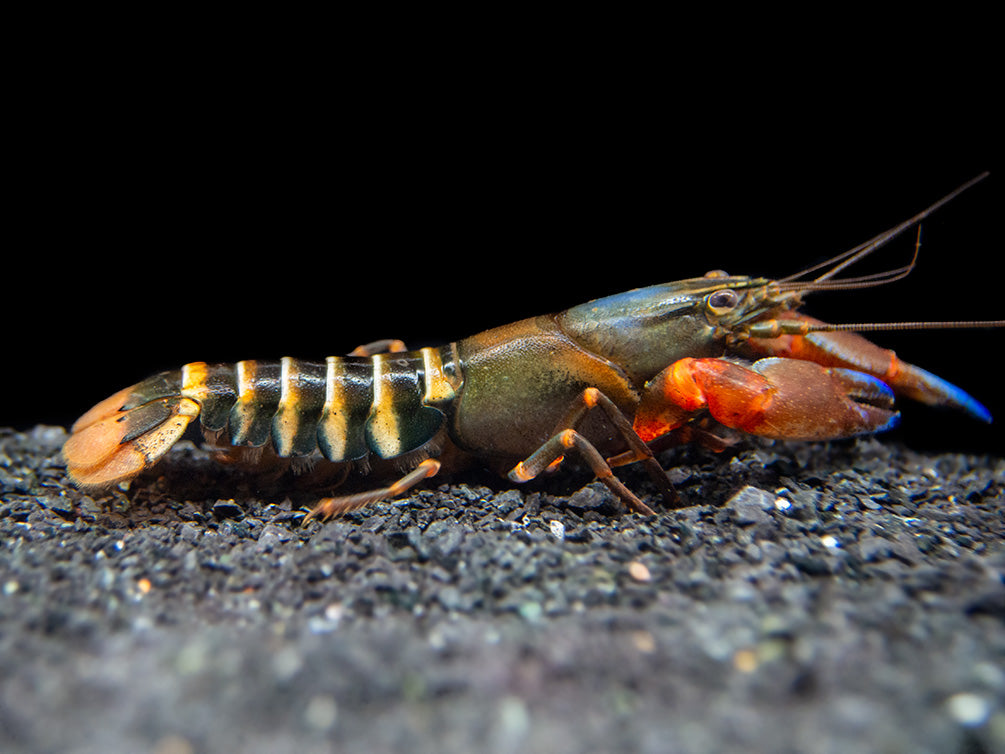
left=558, top=273, right=779, bottom=384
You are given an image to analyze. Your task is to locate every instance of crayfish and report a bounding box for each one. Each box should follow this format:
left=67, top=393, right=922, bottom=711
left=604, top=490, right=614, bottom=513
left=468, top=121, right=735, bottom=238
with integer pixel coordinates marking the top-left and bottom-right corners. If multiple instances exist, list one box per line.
left=63, top=174, right=1001, bottom=521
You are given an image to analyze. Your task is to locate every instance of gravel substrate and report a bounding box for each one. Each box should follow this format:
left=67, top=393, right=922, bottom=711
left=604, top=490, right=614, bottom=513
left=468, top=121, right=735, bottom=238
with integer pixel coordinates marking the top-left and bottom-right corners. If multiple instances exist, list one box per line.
left=1, top=425, right=1004, bottom=754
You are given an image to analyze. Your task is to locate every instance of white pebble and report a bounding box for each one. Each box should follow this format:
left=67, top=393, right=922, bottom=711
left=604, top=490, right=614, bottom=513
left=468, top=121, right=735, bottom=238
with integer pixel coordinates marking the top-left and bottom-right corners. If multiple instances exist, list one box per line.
left=946, top=692, right=991, bottom=727
left=304, top=694, right=338, bottom=731
left=819, top=535, right=840, bottom=549
left=549, top=520, right=565, bottom=540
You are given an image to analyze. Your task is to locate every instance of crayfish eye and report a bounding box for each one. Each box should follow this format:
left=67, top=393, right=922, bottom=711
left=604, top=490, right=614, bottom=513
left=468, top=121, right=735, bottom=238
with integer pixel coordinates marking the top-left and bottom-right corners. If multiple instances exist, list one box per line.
left=706, top=289, right=739, bottom=315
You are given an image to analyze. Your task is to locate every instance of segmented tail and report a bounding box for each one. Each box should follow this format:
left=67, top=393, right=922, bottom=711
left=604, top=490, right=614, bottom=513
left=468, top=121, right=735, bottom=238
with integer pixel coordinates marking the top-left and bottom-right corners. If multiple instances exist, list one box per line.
left=63, top=349, right=462, bottom=492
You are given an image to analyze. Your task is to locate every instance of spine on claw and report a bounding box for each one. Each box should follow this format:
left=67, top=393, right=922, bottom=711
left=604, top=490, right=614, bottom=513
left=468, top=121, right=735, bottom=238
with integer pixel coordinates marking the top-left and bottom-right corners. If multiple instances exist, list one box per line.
left=63, top=347, right=463, bottom=490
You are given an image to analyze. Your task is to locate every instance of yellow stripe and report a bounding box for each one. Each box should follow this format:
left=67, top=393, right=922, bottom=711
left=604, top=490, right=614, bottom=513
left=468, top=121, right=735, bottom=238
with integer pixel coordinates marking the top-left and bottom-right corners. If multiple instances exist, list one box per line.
left=180, top=362, right=210, bottom=403
left=225, top=360, right=258, bottom=445
left=280, top=357, right=299, bottom=403
left=320, top=356, right=350, bottom=460
left=273, top=356, right=300, bottom=455
left=367, top=354, right=401, bottom=457
left=236, top=360, right=256, bottom=402
left=421, top=347, right=458, bottom=404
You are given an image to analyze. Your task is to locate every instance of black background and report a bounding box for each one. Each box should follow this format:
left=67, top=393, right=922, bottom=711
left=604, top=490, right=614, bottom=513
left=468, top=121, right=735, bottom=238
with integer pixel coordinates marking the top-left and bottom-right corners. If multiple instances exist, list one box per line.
left=7, top=81, right=1000, bottom=457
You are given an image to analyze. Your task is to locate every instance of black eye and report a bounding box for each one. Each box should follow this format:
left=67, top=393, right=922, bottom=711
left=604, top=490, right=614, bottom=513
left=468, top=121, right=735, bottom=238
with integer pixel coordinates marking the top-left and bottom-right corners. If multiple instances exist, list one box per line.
left=707, top=289, right=739, bottom=314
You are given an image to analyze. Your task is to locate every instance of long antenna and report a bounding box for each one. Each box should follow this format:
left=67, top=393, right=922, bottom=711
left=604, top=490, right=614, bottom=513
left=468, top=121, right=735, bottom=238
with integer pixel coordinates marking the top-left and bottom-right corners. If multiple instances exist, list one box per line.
left=778, top=171, right=990, bottom=285
left=800, top=319, right=1005, bottom=334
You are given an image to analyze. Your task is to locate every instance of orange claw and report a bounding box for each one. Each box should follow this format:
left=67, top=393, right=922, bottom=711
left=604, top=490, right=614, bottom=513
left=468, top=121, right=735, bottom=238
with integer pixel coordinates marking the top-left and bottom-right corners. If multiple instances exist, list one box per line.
left=635, top=356, right=899, bottom=443
left=634, top=358, right=771, bottom=443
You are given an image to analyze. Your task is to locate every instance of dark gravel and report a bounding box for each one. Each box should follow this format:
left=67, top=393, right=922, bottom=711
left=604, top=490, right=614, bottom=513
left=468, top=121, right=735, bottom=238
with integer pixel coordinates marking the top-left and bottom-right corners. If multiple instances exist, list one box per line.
left=1, top=425, right=1004, bottom=754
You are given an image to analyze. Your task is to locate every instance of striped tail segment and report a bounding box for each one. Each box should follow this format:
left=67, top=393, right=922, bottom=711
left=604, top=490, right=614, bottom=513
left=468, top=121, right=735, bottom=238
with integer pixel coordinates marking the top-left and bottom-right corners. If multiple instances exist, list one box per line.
left=63, top=346, right=463, bottom=491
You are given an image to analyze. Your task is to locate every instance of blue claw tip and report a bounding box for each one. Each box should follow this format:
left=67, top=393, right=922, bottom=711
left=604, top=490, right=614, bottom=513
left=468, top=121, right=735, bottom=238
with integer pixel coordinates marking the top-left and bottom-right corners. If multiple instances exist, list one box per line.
left=912, top=366, right=992, bottom=424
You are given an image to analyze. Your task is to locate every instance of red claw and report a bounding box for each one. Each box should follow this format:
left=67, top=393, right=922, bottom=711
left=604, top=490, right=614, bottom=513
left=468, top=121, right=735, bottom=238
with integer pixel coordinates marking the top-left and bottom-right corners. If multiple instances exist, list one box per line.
left=635, top=356, right=899, bottom=443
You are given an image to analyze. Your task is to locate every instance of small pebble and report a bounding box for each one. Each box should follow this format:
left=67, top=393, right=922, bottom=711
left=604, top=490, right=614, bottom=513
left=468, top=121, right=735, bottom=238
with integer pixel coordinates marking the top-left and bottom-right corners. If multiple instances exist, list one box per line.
left=304, top=694, right=338, bottom=731
left=628, top=561, right=652, bottom=582
left=946, top=692, right=991, bottom=727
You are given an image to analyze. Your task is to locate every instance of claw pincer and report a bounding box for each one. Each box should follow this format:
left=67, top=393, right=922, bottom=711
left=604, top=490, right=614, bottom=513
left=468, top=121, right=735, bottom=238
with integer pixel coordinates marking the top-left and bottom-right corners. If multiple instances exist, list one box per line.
left=634, top=356, right=899, bottom=443
left=743, top=311, right=992, bottom=423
